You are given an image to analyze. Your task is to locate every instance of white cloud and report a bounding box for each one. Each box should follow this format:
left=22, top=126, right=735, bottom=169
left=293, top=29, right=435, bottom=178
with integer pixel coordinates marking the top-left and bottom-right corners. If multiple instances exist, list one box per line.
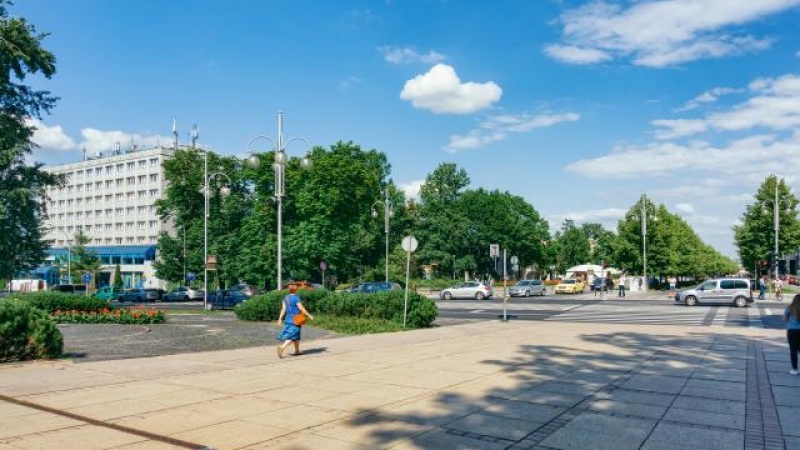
left=675, top=203, right=694, bottom=214
left=542, top=44, right=611, bottom=65
left=548, top=208, right=626, bottom=232
left=26, top=119, right=76, bottom=151
left=400, top=64, right=502, bottom=114
left=566, top=132, right=800, bottom=179
left=379, top=46, right=446, bottom=65
left=652, top=119, right=708, bottom=139
left=445, top=112, right=580, bottom=152
left=545, top=0, right=799, bottom=67
left=338, top=75, right=362, bottom=91
left=675, top=87, right=742, bottom=111
left=398, top=180, right=424, bottom=200
left=79, top=128, right=173, bottom=156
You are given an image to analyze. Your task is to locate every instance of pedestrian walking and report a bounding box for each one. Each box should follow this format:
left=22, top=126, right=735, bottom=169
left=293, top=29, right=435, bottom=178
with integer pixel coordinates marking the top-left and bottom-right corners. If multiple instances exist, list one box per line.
left=276, top=285, right=315, bottom=359
left=759, top=276, right=767, bottom=300
left=784, top=294, right=800, bottom=375
left=618, top=275, right=626, bottom=297
left=776, top=277, right=784, bottom=302
left=668, top=276, right=677, bottom=295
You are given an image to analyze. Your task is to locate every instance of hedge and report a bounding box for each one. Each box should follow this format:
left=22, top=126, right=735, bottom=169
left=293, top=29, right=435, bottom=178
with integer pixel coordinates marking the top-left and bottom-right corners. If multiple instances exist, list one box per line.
left=235, top=290, right=438, bottom=328
left=9, top=292, right=110, bottom=313
left=0, top=300, right=63, bottom=362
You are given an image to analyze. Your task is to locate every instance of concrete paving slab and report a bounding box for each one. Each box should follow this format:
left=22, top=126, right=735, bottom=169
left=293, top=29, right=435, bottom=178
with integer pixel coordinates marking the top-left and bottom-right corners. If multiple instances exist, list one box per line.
left=623, top=375, right=687, bottom=394
left=9, top=424, right=144, bottom=450
left=645, top=422, right=743, bottom=450
left=768, top=372, right=800, bottom=387
left=779, top=406, right=800, bottom=436
left=587, top=399, right=668, bottom=419
left=481, top=399, right=565, bottom=423
left=539, top=412, right=655, bottom=450
left=680, top=387, right=746, bottom=401
left=511, top=390, right=586, bottom=407
left=388, top=428, right=508, bottom=450
left=173, top=419, right=291, bottom=449
left=313, top=418, right=434, bottom=448
left=111, top=441, right=187, bottom=450
left=0, top=411, right=83, bottom=439
left=663, top=407, right=745, bottom=430
left=691, top=368, right=746, bottom=382
left=772, top=386, right=800, bottom=407
left=593, top=388, right=675, bottom=406
left=443, top=412, right=541, bottom=441
left=784, top=435, right=800, bottom=450
left=243, top=404, right=348, bottom=431
left=683, top=378, right=745, bottom=392
left=243, top=433, right=369, bottom=449
left=671, top=396, right=745, bottom=416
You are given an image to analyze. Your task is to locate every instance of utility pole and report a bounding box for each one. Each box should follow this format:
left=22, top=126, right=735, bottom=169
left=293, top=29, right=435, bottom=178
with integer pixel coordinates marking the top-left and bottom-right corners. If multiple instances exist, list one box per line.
left=641, top=194, right=648, bottom=291
left=775, top=178, right=780, bottom=281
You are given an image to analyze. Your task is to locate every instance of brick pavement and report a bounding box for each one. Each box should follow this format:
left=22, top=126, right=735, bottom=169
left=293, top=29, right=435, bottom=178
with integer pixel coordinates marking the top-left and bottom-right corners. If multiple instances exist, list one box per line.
left=0, top=320, right=797, bottom=449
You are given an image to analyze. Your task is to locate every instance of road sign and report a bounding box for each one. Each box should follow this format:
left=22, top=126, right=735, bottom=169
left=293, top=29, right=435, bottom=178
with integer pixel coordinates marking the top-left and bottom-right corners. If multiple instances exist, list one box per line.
left=489, top=244, right=500, bottom=258
left=510, top=255, right=519, bottom=265
left=82, top=273, right=91, bottom=284
left=401, top=236, right=418, bottom=252
left=320, top=261, right=327, bottom=271
left=186, top=272, right=196, bottom=281
left=512, top=264, right=519, bottom=272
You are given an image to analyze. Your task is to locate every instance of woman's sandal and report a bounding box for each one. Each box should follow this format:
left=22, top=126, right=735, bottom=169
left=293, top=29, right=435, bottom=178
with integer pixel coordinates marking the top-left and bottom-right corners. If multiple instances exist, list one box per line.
left=277, top=346, right=284, bottom=359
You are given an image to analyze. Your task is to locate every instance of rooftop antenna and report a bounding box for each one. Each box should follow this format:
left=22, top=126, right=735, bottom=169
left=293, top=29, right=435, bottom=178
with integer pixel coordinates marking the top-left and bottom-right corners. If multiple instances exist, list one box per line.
left=191, top=123, right=199, bottom=148
left=172, top=117, right=179, bottom=150
left=81, top=146, right=87, bottom=161
left=114, top=141, right=121, bottom=155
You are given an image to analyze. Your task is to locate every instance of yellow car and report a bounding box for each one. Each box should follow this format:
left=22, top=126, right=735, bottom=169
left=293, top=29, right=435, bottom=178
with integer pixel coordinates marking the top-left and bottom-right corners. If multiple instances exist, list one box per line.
left=555, top=279, right=586, bottom=294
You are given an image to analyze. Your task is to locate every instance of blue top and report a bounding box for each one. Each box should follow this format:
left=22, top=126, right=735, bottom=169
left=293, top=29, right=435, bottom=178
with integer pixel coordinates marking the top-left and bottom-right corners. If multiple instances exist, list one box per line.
left=785, top=307, right=800, bottom=330
left=284, top=294, right=301, bottom=325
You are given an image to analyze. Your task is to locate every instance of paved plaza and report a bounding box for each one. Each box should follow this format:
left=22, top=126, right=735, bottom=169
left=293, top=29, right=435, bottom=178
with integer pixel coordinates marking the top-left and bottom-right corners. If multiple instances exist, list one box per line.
left=0, top=319, right=797, bottom=449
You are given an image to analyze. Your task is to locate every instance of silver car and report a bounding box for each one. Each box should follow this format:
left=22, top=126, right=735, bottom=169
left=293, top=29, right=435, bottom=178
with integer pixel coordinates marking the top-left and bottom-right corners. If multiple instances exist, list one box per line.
left=165, top=286, right=205, bottom=301
left=440, top=282, right=494, bottom=300
left=509, top=279, right=546, bottom=297
left=675, top=278, right=753, bottom=308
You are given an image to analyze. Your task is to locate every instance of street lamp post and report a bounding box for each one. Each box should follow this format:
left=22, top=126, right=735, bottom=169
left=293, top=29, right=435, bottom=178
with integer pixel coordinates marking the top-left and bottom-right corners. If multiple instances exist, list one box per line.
left=764, top=176, right=782, bottom=282
left=246, top=111, right=311, bottom=291
left=372, top=190, right=394, bottom=283
left=641, top=194, right=649, bottom=291
left=57, top=229, right=72, bottom=284
left=203, top=151, right=232, bottom=311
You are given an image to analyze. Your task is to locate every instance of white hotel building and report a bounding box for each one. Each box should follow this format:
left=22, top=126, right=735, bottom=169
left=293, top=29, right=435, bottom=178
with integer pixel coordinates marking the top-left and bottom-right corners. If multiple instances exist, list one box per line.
left=41, top=145, right=175, bottom=288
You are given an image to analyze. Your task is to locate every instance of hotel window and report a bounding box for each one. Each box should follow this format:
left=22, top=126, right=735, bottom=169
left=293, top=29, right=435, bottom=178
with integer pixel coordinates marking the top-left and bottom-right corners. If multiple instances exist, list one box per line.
left=149, top=189, right=158, bottom=197
left=138, top=206, right=146, bottom=214
left=115, top=223, right=123, bottom=230
left=126, top=192, right=134, bottom=199
left=85, top=225, right=92, bottom=232
left=138, top=175, right=146, bottom=184
left=115, top=193, right=124, bottom=200
left=86, top=211, right=93, bottom=218
left=95, top=195, right=102, bottom=203
left=95, top=209, right=102, bottom=217
left=149, top=158, right=158, bottom=167
left=105, top=224, right=113, bottom=231
left=115, top=238, right=123, bottom=244
left=149, top=174, right=159, bottom=183
left=148, top=236, right=157, bottom=243
left=138, top=190, right=146, bottom=198
left=105, top=208, right=112, bottom=216
left=76, top=198, right=83, bottom=206
left=67, top=186, right=73, bottom=193
left=76, top=184, right=83, bottom=191
left=126, top=207, right=134, bottom=215
left=95, top=182, right=102, bottom=189
left=116, top=208, right=124, bottom=216
left=57, top=213, right=64, bottom=220
left=138, top=221, right=146, bottom=230
left=137, top=237, right=146, bottom=243
left=86, top=183, right=92, bottom=192
left=67, top=226, right=74, bottom=232
left=105, top=166, right=113, bottom=174
left=127, top=162, right=135, bottom=171
left=116, top=163, right=124, bottom=173
left=126, top=237, right=134, bottom=244
left=94, top=239, right=102, bottom=245
left=105, top=180, right=113, bottom=188
left=67, top=199, right=73, bottom=207
left=116, top=179, right=123, bottom=187
left=66, top=212, right=73, bottom=219
left=127, top=177, right=135, bottom=186
left=126, top=222, right=134, bottom=230
left=58, top=200, right=64, bottom=206
left=149, top=220, right=158, bottom=229
left=138, top=160, right=147, bottom=168
left=76, top=212, right=82, bottom=219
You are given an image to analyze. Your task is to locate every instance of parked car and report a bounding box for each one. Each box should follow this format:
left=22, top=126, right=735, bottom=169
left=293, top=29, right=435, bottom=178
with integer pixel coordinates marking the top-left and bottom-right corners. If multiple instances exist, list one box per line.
left=555, top=279, right=586, bottom=294
left=50, top=284, right=87, bottom=295
left=591, top=278, right=614, bottom=292
left=118, top=288, right=159, bottom=303
left=509, top=280, right=546, bottom=297
left=209, top=289, right=251, bottom=310
left=230, top=284, right=261, bottom=296
left=675, top=278, right=753, bottom=307
left=94, top=286, right=123, bottom=301
left=349, top=282, right=402, bottom=294
left=164, top=286, right=204, bottom=302
left=440, top=281, right=493, bottom=300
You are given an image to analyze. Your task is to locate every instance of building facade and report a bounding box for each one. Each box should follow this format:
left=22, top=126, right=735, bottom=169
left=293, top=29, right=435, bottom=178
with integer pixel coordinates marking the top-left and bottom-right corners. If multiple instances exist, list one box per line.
left=42, top=146, right=175, bottom=288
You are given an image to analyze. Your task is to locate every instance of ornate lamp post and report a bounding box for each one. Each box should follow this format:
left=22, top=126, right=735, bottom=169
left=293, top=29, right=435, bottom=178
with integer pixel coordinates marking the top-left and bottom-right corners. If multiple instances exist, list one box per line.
left=246, top=111, right=311, bottom=291
left=371, top=190, right=394, bottom=283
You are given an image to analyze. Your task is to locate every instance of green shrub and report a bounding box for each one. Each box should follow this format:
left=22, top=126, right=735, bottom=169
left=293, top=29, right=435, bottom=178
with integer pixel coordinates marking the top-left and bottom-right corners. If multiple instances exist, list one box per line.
left=235, top=290, right=438, bottom=328
left=0, top=300, right=63, bottom=362
left=411, top=279, right=459, bottom=290
left=10, top=292, right=110, bottom=313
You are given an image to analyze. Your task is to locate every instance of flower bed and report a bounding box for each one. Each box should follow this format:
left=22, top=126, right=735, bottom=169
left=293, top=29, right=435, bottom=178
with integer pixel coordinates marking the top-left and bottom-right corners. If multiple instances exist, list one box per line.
left=52, top=306, right=166, bottom=324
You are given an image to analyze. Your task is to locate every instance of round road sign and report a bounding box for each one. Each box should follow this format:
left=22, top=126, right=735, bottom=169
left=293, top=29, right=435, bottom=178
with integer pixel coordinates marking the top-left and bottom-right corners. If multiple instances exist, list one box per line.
left=401, top=236, right=418, bottom=252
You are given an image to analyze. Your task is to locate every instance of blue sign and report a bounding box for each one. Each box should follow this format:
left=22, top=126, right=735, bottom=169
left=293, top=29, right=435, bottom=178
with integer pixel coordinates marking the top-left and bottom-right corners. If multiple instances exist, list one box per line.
left=82, top=273, right=92, bottom=283
left=186, top=272, right=196, bottom=281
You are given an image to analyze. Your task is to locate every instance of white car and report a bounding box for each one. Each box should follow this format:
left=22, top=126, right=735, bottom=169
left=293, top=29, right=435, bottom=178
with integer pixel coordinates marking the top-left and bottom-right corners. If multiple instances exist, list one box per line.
left=440, top=282, right=493, bottom=300
left=165, top=286, right=204, bottom=301
left=509, top=280, right=546, bottom=297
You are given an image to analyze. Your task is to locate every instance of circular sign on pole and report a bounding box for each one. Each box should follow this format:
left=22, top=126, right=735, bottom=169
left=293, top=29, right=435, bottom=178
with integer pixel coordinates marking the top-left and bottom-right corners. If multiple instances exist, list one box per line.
left=320, top=261, right=328, bottom=271
left=186, top=272, right=196, bottom=282
left=82, top=273, right=92, bottom=284
left=512, top=264, right=519, bottom=272
left=510, top=255, right=519, bottom=265
left=401, top=236, right=418, bottom=253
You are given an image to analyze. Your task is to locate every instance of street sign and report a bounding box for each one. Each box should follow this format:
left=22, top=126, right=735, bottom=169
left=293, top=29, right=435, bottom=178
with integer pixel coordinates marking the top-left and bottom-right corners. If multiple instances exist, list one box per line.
left=320, top=261, right=327, bottom=271
left=186, top=272, right=196, bottom=281
left=401, top=236, right=419, bottom=252
left=489, top=244, right=500, bottom=258
left=510, top=255, right=519, bottom=265
left=82, top=273, right=91, bottom=284
left=512, top=264, right=519, bottom=272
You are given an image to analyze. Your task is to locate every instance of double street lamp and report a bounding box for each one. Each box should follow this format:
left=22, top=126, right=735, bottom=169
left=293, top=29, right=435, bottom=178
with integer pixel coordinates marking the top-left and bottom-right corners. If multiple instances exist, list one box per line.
left=246, top=111, right=312, bottom=291
left=203, top=145, right=232, bottom=311
left=640, top=194, right=657, bottom=291
left=371, top=190, right=394, bottom=283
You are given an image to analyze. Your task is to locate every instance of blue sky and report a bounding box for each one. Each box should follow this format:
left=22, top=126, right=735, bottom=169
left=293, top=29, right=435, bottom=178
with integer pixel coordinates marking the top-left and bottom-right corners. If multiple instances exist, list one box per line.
left=17, top=0, right=800, bottom=259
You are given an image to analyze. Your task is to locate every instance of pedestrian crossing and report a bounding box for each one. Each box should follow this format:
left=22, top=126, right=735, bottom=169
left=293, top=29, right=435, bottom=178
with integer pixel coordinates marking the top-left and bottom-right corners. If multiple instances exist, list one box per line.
left=545, top=303, right=771, bottom=328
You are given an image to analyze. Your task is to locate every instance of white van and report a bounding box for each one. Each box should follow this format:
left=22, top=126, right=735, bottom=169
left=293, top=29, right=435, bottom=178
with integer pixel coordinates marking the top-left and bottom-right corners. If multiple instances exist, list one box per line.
left=5, top=279, right=48, bottom=293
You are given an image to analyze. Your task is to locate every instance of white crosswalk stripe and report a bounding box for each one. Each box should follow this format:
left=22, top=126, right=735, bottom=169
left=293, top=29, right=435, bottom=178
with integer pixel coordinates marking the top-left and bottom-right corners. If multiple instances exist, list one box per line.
left=546, top=304, right=714, bottom=326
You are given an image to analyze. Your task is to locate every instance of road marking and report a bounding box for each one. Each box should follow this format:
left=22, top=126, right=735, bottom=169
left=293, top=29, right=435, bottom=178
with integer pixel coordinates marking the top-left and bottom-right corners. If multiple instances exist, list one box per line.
left=765, top=308, right=772, bottom=316
left=562, top=305, right=582, bottom=312
left=471, top=310, right=484, bottom=313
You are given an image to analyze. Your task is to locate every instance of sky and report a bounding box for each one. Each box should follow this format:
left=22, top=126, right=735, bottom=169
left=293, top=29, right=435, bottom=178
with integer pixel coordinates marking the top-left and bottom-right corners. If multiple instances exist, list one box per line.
left=15, top=0, right=800, bottom=260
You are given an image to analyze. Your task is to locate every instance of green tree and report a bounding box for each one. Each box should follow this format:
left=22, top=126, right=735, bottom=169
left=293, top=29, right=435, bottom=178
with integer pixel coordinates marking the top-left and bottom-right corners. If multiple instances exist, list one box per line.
left=67, top=231, right=101, bottom=287
left=0, top=3, right=62, bottom=286
left=113, top=264, right=123, bottom=289
left=734, top=175, right=800, bottom=274
left=555, top=220, right=591, bottom=272
left=581, top=222, right=617, bottom=266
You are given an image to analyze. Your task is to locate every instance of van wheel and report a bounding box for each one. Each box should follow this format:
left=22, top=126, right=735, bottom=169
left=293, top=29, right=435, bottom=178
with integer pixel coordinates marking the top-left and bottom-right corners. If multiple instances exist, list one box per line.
left=540, top=288, right=546, bottom=296
left=734, top=296, right=747, bottom=308
left=684, top=295, right=697, bottom=306
left=524, top=290, right=530, bottom=297
left=475, top=292, right=485, bottom=300
left=443, top=292, right=452, bottom=300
